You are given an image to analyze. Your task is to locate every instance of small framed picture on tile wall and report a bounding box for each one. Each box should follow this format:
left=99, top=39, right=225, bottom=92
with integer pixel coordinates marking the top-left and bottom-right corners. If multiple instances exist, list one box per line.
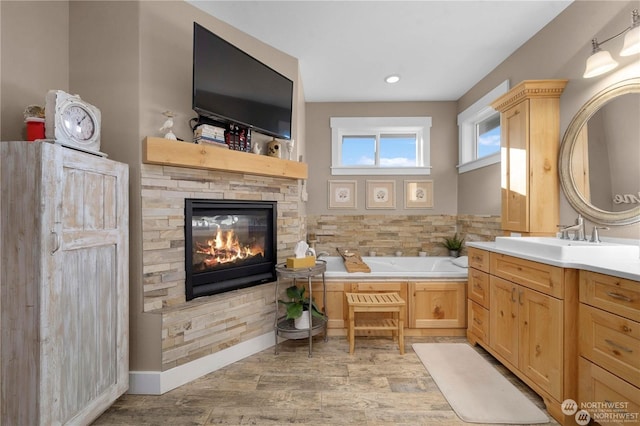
left=366, top=180, right=395, bottom=209
left=328, top=180, right=357, bottom=209
left=404, top=180, right=433, bottom=209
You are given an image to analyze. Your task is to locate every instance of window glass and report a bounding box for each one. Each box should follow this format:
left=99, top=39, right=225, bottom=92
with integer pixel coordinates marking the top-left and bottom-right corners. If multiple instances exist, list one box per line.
left=379, top=134, right=417, bottom=167
left=342, top=136, right=376, bottom=166
left=476, top=113, right=501, bottom=158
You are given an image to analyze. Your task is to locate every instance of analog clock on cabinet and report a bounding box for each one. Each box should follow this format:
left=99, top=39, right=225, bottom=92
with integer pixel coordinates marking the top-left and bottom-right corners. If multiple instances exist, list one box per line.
left=45, top=90, right=101, bottom=153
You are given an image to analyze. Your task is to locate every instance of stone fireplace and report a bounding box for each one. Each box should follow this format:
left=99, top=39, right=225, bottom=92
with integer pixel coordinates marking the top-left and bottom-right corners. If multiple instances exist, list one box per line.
left=140, top=163, right=304, bottom=372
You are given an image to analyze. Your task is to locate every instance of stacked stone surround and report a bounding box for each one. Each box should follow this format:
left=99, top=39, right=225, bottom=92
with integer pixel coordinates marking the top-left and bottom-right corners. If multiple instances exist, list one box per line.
left=140, top=163, right=304, bottom=370
left=307, top=213, right=501, bottom=256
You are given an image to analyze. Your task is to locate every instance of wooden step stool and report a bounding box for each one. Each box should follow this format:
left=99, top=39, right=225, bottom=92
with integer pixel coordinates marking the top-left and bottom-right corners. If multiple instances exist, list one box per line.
left=345, top=292, right=406, bottom=355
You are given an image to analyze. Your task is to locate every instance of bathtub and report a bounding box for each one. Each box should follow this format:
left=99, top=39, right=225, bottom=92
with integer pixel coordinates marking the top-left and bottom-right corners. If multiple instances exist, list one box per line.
left=320, top=256, right=468, bottom=279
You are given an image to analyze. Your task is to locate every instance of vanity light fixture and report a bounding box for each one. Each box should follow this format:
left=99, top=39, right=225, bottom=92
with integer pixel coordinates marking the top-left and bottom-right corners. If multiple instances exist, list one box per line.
left=583, top=9, right=640, bottom=78
left=385, top=74, right=401, bottom=84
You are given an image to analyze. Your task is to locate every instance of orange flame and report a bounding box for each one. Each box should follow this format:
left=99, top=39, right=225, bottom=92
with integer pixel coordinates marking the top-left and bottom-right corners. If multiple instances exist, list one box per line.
left=195, top=228, right=263, bottom=267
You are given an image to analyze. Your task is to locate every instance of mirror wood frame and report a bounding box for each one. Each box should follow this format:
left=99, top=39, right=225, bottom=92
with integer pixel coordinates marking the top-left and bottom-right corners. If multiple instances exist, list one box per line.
left=559, top=77, right=640, bottom=226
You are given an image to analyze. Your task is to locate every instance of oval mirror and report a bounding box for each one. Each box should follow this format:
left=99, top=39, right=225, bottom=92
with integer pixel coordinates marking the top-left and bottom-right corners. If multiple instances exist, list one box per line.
left=559, top=78, right=640, bottom=226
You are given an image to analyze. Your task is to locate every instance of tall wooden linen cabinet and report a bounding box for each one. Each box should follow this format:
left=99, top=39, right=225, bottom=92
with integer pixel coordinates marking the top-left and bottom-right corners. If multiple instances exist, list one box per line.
left=1, top=142, right=129, bottom=425
left=491, top=80, right=568, bottom=235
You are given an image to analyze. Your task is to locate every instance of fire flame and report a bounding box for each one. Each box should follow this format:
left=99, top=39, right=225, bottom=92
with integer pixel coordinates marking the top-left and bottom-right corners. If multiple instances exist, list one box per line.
left=195, top=228, right=263, bottom=267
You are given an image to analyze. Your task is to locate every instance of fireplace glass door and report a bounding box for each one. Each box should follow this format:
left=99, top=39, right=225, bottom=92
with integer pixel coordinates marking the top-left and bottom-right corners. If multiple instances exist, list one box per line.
left=185, top=199, right=277, bottom=300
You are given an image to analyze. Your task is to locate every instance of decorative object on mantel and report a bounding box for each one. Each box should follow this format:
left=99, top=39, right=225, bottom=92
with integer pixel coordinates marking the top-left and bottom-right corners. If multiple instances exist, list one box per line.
left=283, top=138, right=295, bottom=160
left=267, top=138, right=282, bottom=158
left=159, top=110, right=177, bottom=140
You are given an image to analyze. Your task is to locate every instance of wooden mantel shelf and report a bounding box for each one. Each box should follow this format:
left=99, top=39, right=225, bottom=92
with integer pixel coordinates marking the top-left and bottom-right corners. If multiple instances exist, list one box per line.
left=143, top=137, right=308, bottom=180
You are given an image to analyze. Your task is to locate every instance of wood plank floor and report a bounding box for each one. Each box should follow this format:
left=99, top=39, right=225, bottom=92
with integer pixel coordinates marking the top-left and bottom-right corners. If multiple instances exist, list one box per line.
left=93, top=336, right=558, bottom=425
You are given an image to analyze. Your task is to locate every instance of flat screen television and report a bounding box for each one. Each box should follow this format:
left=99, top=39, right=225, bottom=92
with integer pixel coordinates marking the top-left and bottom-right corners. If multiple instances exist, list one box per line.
left=192, top=22, right=293, bottom=140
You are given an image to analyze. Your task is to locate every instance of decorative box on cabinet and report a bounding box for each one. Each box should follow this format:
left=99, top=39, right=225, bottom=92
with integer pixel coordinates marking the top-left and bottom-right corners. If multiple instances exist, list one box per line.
left=1, top=142, right=129, bottom=425
left=467, top=247, right=580, bottom=425
left=578, top=270, right=640, bottom=425
left=491, top=79, right=567, bottom=235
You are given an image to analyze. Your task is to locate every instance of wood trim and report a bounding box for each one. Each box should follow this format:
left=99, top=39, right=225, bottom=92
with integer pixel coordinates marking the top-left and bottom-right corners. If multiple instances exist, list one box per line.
left=143, top=137, right=308, bottom=180
left=490, top=79, right=568, bottom=112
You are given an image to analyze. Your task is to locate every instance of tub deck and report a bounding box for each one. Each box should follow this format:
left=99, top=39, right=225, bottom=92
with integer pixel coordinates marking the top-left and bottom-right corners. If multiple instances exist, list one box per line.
left=321, top=256, right=468, bottom=280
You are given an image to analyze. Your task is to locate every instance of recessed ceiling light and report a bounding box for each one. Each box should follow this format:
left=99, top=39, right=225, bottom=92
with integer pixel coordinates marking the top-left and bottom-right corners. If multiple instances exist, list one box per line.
left=385, top=74, right=400, bottom=84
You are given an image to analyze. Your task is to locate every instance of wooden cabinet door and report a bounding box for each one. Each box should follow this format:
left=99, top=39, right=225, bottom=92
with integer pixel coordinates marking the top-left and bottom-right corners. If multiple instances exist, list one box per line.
left=317, top=281, right=348, bottom=330
left=519, top=287, right=563, bottom=401
left=54, top=148, right=129, bottom=424
left=501, top=100, right=530, bottom=232
left=409, top=282, right=466, bottom=328
left=490, top=276, right=519, bottom=366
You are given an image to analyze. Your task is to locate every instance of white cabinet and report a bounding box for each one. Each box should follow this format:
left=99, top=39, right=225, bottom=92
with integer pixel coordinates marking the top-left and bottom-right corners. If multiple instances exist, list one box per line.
left=1, top=142, right=129, bottom=425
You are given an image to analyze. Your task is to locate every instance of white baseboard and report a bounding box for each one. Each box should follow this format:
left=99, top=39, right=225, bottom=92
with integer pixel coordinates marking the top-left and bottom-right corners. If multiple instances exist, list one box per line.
left=128, top=331, right=275, bottom=395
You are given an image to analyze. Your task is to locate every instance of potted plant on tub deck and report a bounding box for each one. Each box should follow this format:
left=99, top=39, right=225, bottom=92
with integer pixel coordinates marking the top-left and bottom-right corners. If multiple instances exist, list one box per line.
left=440, top=233, right=465, bottom=258
left=278, top=285, right=326, bottom=329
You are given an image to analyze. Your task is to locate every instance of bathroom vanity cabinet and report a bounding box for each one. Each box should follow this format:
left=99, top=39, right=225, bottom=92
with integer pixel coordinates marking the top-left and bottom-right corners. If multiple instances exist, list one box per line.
left=309, top=279, right=467, bottom=336
left=578, top=270, right=640, bottom=424
left=490, top=79, right=567, bottom=235
left=466, top=247, right=579, bottom=425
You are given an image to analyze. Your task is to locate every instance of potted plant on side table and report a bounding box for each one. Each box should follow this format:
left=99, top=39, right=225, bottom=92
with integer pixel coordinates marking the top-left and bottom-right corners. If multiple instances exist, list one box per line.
left=440, top=233, right=465, bottom=258
left=278, top=285, right=326, bottom=329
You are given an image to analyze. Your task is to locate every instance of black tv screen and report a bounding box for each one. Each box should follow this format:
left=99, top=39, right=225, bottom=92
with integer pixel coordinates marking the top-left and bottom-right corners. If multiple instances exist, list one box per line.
left=192, top=22, right=293, bottom=140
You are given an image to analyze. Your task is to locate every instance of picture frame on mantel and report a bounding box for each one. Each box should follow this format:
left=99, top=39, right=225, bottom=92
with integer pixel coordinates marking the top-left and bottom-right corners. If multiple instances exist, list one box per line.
left=328, top=180, right=357, bottom=209
left=366, top=180, right=396, bottom=209
left=404, top=180, right=434, bottom=209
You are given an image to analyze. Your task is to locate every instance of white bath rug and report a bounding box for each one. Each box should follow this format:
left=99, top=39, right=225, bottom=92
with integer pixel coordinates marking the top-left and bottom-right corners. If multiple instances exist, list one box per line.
left=413, top=343, right=549, bottom=424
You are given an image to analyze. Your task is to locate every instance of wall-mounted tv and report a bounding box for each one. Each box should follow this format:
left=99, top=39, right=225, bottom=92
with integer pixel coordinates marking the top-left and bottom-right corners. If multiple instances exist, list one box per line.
left=192, top=22, right=293, bottom=140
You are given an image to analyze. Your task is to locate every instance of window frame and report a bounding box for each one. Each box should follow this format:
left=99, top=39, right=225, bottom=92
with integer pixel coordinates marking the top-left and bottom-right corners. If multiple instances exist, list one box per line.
left=457, top=80, right=509, bottom=173
left=330, top=116, right=432, bottom=176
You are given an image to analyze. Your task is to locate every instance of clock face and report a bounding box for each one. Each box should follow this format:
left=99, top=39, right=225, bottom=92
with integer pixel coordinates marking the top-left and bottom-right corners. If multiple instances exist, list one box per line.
left=45, top=90, right=101, bottom=153
left=62, top=104, right=95, bottom=141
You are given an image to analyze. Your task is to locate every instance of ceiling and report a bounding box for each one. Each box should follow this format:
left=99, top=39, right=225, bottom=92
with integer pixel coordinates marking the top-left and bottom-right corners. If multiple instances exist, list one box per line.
left=188, top=1, right=573, bottom=102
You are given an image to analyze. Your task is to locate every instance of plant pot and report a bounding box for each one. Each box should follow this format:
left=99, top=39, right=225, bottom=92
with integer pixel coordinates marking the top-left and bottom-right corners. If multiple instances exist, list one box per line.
left=449, top=250, right=460, bottom=258
left=294, top=310, right=311, bottom=329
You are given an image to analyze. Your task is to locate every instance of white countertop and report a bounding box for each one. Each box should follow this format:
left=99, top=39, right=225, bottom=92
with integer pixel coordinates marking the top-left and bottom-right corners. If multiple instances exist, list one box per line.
left=467, top=241, right=640, bottom=282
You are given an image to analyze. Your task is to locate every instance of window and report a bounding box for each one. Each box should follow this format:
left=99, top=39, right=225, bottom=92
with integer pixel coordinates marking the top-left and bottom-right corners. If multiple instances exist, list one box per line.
left=457, top=80, right=509, bottom=173
left=331, top=116, right=432, bottom=175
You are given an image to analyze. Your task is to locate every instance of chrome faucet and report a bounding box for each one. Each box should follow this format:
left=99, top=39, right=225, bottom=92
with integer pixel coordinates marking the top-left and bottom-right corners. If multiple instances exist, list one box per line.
left=590, top=226, right=609, bottom=243
left=560, top=214, right=586, bottom=241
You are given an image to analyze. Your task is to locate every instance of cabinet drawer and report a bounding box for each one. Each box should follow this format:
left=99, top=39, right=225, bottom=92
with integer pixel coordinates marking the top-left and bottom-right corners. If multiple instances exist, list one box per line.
left=579, top=357, right=640, bottom=426
left=579, top=304, right=640, bottom=388
left=468, top=269, right=490, bottom=308
left=490, top=253, right=564, bottom=298
left=351, top=282, right=403, bottom=292
left=468, top=247, right=489, bottom=273
left=467, top=301, right=489, bottom=344
left=580, top=271, right=640, bottom=322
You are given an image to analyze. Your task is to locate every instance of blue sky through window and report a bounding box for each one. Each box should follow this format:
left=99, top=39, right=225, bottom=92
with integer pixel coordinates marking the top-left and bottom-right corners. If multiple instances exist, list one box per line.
left=477, top=125, right=500, bottom=158
left=342, top=135, right=417, bottom=167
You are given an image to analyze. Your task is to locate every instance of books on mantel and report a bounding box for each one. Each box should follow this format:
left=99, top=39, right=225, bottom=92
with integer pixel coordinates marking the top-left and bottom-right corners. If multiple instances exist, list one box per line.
left=194, top=124, right=227, bottom=148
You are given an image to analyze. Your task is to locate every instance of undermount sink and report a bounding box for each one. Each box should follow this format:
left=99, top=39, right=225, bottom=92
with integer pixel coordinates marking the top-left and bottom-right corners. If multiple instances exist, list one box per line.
left=494, top=237, right=640, bottom=262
